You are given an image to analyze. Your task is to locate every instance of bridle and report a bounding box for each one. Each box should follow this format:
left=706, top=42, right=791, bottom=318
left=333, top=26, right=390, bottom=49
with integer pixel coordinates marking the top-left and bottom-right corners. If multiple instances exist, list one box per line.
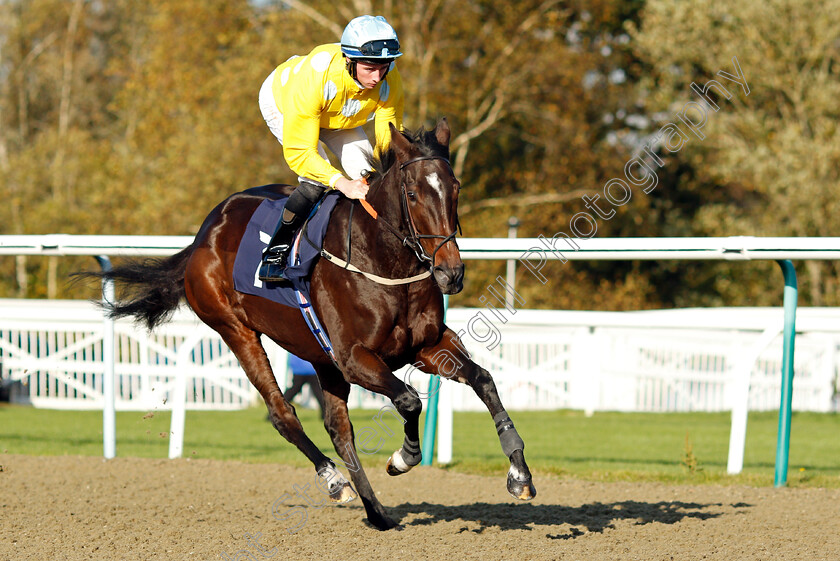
left=376, top=155, right=461, bottom=266
left=321, top=153, right=461, bottom=286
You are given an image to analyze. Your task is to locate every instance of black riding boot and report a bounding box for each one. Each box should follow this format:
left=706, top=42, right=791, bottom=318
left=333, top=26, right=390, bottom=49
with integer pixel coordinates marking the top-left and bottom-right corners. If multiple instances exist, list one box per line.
left=258, top=179, right=326, bottom=282
left=258, top=212, right=304, bottom=282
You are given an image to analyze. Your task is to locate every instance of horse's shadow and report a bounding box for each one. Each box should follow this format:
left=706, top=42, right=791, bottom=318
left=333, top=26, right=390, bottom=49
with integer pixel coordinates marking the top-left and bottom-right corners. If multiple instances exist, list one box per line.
left=389, top=500, right=750, bottom=537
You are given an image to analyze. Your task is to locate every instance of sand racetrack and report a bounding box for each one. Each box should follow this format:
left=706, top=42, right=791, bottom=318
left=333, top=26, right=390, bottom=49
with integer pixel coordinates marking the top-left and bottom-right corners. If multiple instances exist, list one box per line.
left=1, top=454, right=838, bottom=560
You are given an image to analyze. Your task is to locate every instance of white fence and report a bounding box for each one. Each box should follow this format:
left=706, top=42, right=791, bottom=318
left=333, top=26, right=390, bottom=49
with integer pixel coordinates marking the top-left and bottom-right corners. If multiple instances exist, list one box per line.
left=2, top=299, right=838, bottom=413
left=2, top=234, right=839, bottom=479
left=442, top=307, right=839, bottom=414
left=0, top=300, right=265, bottom=411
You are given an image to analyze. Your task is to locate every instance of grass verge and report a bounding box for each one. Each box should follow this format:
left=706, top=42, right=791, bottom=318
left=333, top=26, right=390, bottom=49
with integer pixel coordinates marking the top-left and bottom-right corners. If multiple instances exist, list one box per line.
left=1, top=404, right=837, bottom=488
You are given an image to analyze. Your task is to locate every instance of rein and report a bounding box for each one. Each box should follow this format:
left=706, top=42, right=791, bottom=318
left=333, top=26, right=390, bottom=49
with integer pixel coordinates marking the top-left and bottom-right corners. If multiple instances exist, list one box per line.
left=321, top=155, right=459, bottom=286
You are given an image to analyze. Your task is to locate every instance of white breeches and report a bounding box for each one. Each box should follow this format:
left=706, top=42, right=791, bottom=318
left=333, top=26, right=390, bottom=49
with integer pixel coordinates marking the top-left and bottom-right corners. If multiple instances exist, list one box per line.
left=259, top=69, right=374, bottom=182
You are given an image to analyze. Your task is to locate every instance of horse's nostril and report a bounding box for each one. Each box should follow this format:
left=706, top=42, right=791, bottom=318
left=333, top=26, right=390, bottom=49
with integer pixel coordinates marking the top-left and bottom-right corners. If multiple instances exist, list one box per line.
left=432, top=265, right=465, bottom=294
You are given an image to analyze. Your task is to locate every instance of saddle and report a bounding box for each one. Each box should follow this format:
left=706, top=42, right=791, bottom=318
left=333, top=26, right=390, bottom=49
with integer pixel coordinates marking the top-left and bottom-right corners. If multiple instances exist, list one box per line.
left=232, top=191, right=341, bottom=308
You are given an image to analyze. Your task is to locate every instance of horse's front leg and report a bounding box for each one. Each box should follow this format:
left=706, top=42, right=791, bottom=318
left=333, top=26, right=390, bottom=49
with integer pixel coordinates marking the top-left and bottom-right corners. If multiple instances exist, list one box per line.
left=316, top=369, right=400, bottom=530
left=415, top=329, right=536, bottom=501
left=341, top=346, right=424, bottom=478
left=383, top=384, right=423, bottom=477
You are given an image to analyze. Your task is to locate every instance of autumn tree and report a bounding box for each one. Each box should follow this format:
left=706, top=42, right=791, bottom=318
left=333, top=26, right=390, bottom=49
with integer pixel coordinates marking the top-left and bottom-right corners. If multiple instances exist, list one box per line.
left=630, top=0, right=840, bottom=306
left=0, top=0, right=133, bottom=296
left=4, top=0, right=827, bottom=311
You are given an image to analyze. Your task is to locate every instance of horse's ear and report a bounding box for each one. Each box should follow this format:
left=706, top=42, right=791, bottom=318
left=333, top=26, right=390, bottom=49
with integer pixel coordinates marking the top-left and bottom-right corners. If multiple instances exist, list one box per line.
left=389, top=122, right=414, bottom=160
left=434, top=117, right=451, bottom=147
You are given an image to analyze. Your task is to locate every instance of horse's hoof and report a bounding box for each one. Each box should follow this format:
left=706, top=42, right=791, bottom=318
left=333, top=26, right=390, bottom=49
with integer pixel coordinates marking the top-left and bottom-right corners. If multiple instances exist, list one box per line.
left=364, top=515, right=403, bottom=531
left=329, top=481, right=358, bottom=504
left=507, top=472, right=537, bottom=501
left=318, top=464, right=357, bottom=503
left=385, top=456, right=404, bottom=476
left=385, top=448, right=412, bottom=476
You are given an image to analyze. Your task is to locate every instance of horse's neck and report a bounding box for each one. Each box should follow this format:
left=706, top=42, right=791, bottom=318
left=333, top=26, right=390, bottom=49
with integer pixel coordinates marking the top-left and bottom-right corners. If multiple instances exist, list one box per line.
left=365, top=171, right=404, bottom=228
left=332, top=175, right=423, bottom=276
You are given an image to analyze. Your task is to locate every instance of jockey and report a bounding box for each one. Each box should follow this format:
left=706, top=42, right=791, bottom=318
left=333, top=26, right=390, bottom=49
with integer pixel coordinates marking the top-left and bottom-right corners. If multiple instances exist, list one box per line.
left=257, top=15, right=405, bottom=282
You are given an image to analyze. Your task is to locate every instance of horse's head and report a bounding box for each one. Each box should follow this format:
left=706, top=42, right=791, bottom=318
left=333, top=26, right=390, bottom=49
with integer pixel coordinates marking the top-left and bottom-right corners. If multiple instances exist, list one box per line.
left=385, top=118, right=465, bottom=294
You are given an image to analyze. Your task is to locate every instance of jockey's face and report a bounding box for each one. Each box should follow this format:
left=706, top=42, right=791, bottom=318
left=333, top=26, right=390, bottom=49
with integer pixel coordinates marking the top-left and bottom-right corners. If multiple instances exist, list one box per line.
left=355, top=61, right=390, bottom=89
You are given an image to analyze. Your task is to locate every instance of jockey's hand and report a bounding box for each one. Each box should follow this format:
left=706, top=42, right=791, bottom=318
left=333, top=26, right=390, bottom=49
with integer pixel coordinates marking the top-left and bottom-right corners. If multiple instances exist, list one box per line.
left=334, top=177, right=369, bottom=200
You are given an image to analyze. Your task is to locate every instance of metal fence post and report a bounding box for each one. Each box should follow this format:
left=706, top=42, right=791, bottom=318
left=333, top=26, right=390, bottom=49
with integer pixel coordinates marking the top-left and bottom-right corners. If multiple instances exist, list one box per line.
left=774, top=260, right=798, bottom=486
left=95, top=255, right=116, bottom=459
left=506, top=217, right=520, bottom=310
left=421, top=295, right=448, bottom=465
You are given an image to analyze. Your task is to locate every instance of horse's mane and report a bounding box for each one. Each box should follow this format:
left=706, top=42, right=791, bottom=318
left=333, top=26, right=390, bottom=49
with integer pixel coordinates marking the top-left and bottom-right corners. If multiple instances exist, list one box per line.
left=365, top=126, right=449, bottom=184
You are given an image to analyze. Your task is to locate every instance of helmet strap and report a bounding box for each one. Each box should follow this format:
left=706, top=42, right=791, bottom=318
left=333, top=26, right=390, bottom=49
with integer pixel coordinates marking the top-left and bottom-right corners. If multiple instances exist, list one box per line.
left=345, top=56, right=392, bottom=84
left=345, top=57, right=358, bottom=80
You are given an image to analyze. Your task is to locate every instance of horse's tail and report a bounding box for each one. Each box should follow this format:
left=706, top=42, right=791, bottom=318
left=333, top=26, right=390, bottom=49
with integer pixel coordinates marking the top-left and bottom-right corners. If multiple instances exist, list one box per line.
left=76, top=245, right=194, bottom=331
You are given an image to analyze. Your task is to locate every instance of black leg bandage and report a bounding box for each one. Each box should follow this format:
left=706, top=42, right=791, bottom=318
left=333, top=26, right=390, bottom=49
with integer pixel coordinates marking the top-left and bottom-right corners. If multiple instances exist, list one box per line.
left=401, top=436, right=422, bottom=466
left=494, top=411, right=525, bottom=457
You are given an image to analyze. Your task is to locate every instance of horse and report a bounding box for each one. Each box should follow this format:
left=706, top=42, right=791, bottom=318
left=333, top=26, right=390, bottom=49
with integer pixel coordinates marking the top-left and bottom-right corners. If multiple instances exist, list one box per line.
left=82, top=118, right=535, bottom=530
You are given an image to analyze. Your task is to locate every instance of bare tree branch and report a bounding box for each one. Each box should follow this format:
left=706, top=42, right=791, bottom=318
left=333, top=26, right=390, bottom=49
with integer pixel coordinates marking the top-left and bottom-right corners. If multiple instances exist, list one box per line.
left=451, top=89, right=505, bottom=176
left=334, top=3, right=355, bottom=23
left=350, top=0, right=373, bottom=17
left=58, top=0, right=84, bottom=139
left=476, top=1, right=564, bottom=97
left=281, top=0, right=342, bottom=36
left=17, top=32, right=59, bottom=69
left=448, top=1, right=567, bottom=177
left=53, top=0, right=84, bottom=203
left=413, top=0, right=446, bottom=124
left=15, top=31, right=58, bottom=140
left=459, top=189, right=593, bottom=215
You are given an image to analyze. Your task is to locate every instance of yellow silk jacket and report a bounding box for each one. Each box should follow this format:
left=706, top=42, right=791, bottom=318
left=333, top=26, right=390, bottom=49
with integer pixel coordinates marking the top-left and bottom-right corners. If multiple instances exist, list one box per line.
left=271, top=43, right=405, bottom=187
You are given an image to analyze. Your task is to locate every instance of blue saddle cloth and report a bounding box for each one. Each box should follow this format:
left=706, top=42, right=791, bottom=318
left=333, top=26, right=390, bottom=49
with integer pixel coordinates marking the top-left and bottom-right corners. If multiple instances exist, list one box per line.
left=232, top=191, right=341, bottom=308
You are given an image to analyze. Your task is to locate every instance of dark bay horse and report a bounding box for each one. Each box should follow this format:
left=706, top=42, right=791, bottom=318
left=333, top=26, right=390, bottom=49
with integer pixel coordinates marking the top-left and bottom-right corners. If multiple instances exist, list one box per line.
left=85, top=119, right=535, bottom=530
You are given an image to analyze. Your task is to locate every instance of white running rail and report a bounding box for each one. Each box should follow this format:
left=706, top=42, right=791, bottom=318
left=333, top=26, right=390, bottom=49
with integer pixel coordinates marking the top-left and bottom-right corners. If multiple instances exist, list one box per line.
left=2, top=234, right=839, bottom=473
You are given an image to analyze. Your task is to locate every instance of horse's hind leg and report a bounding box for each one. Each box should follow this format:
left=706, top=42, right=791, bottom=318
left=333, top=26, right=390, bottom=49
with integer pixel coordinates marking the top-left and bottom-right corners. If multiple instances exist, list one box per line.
left=317, top=370, right=400, bottom=530
left=416, top=329, right=536, bottom=500
left=213, top=323, right=336, bottom=473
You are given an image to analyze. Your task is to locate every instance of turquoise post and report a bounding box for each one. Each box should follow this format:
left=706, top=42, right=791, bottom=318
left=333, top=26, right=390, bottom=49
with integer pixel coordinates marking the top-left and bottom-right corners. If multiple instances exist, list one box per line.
left=421, top=295, right=448, bottom=465
left=774, top=260, right=798, bottom=487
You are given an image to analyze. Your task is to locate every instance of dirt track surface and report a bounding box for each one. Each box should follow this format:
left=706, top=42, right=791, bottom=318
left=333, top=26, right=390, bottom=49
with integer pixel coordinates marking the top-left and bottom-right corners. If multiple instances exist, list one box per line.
left=1, top=454, right=838, bottom=561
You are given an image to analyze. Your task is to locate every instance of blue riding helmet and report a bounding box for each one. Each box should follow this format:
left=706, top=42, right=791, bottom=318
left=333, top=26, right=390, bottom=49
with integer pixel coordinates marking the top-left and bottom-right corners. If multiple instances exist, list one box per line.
left=340, top=15, right=402, bottom=61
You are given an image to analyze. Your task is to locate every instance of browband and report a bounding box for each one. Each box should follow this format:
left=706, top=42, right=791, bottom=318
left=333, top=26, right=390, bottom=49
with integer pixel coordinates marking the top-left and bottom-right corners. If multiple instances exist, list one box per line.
left=399, top=155, right=451, bottom=170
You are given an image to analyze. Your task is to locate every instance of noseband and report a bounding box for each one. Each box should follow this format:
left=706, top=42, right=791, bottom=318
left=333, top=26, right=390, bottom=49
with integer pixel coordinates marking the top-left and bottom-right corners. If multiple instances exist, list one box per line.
left=395, top=155, right=461, bottom=266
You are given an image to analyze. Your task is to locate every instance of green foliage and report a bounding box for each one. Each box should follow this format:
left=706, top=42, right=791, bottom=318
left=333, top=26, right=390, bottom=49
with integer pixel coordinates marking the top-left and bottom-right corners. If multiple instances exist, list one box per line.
left=0, top=1, right=835, bottom=308
left=629, top=0, right=840, bottom=305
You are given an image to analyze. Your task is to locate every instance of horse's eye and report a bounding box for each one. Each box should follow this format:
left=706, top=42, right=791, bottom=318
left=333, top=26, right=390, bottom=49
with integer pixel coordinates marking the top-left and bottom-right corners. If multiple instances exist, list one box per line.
left=407, top=191, right=417, bottom=201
